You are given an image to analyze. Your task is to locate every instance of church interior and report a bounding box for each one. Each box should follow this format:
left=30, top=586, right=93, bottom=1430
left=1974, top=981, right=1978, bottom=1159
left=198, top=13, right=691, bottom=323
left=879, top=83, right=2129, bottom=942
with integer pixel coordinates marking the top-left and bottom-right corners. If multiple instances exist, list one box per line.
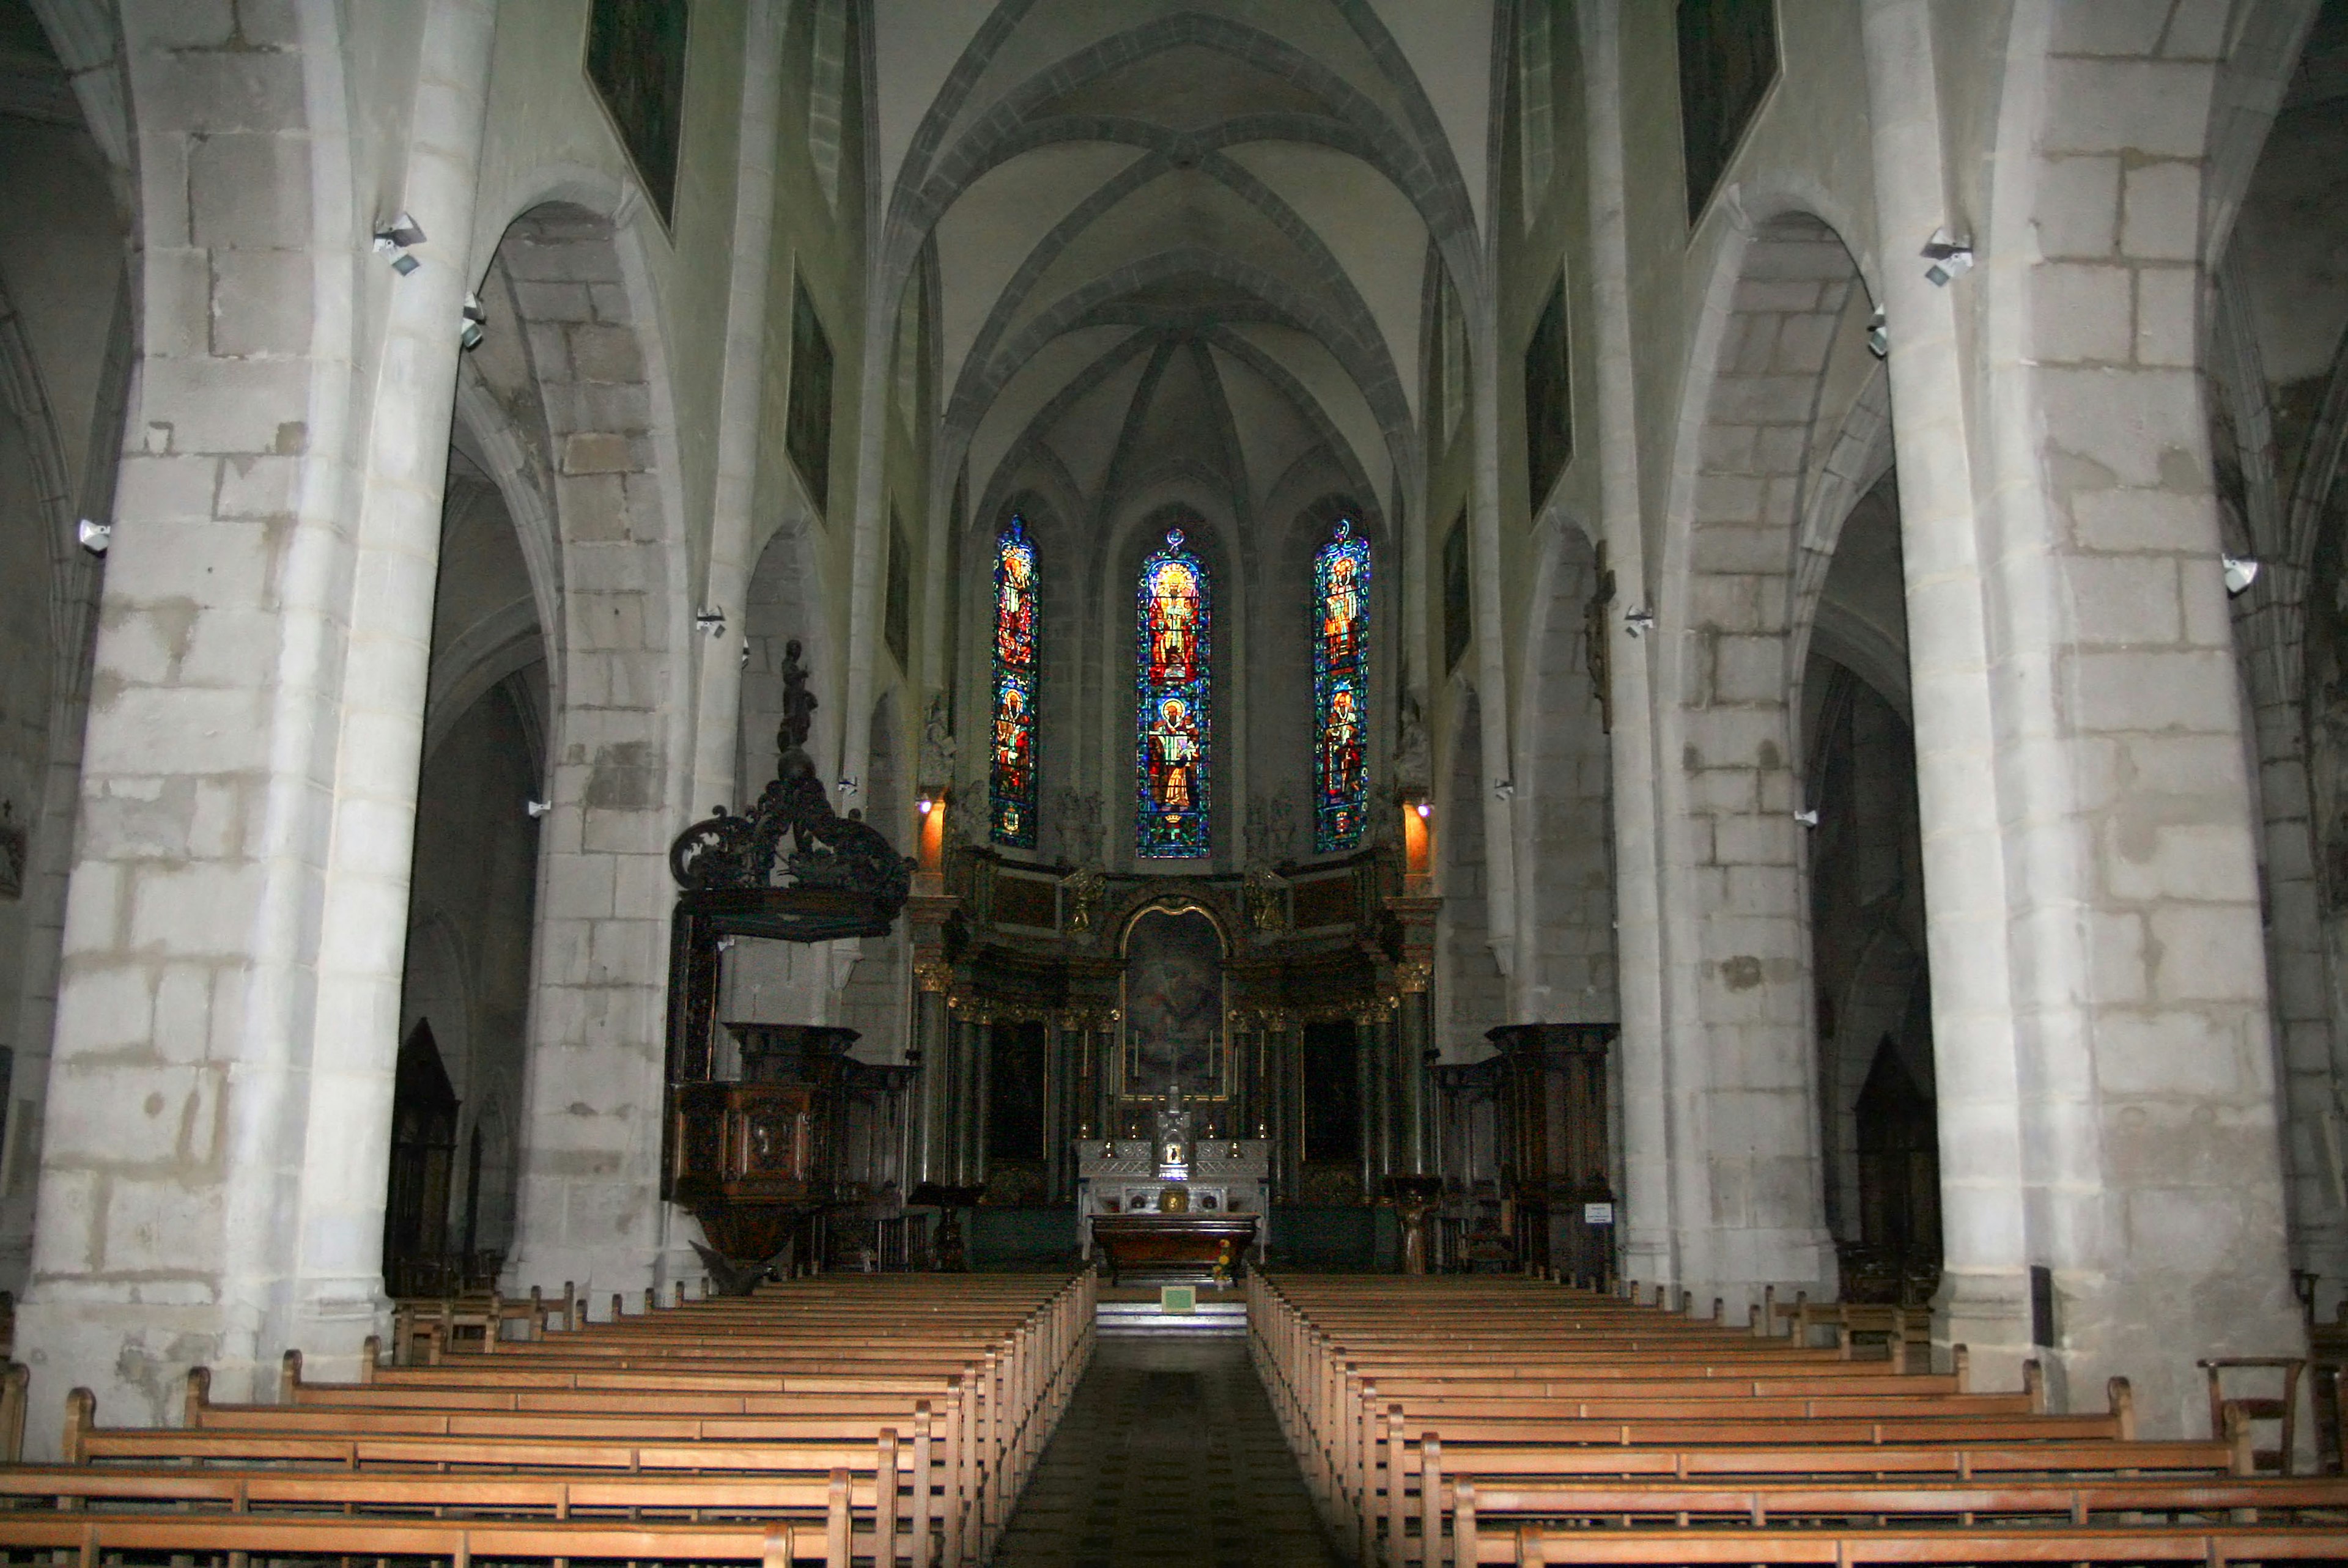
left=6, top=0, right=2348, bottom=1561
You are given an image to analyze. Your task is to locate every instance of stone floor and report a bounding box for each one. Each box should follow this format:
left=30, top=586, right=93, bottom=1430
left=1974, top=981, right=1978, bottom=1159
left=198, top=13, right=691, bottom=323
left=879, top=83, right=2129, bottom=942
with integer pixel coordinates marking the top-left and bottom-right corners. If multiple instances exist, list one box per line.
left=992, top=1335, right=1351, bottom=1567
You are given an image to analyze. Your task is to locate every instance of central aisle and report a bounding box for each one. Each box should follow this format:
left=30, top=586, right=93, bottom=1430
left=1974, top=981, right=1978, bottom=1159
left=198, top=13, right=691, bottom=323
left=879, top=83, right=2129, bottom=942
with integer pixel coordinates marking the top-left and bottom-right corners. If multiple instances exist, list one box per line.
left=994, top=1334, right=1348, bottom=1567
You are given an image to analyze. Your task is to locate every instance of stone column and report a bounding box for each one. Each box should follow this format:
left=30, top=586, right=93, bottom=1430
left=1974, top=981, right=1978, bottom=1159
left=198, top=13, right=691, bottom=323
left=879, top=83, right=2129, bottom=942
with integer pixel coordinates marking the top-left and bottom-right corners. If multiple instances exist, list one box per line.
left=684, top=0, right=786, bottom=818
left=1965, top=0, right=2305, bottom=1429
left=1575, top=0, right=1674, bottom=1295
left=17, top=0, right=492, bottom=1430
left=1858, top=0, right=2031, bottom=1380
left=297, top=0, right=497, bottom=1377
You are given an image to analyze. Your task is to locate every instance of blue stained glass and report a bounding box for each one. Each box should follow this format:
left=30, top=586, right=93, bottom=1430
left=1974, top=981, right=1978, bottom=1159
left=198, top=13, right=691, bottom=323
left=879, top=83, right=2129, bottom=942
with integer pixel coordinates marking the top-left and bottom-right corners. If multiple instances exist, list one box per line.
left=991, top=518, right=1038, bottom=847
left=1313, top=522, right=1370, bottom=852
left=1135, top=527, right=1210, bottom=858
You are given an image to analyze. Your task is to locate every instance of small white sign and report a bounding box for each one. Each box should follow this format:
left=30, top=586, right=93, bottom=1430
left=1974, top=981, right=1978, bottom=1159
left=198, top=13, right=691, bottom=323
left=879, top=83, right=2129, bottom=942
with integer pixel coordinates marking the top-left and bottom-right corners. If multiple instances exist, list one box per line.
left=1583, top=1202, right=1615, bottom=1225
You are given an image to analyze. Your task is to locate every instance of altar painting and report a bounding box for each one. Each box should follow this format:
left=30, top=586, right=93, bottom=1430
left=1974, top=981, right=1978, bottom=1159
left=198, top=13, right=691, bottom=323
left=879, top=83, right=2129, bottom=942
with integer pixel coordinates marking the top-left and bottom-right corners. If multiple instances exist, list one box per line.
left=1120, top=907, right=1226, bottom=1097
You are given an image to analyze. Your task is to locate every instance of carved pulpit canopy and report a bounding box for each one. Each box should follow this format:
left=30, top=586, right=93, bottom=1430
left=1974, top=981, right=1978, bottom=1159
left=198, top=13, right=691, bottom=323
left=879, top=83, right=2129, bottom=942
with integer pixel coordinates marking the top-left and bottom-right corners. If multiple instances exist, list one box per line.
left=667, top=638, right=912, bottom=942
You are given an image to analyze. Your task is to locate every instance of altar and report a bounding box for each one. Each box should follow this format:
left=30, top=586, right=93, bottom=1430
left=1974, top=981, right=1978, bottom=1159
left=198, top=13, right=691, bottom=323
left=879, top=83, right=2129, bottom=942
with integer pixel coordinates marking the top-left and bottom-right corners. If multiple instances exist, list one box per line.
left=1076, top=1135, right=1271, bottom=1262
left=1075, top=1088, right=1270, bottom=1277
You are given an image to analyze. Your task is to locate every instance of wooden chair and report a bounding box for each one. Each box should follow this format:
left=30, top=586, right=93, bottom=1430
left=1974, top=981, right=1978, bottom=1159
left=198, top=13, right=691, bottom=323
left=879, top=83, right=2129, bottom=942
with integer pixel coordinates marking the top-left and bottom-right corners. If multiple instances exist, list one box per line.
left=2199, top=1355, right=2305, bottom=1474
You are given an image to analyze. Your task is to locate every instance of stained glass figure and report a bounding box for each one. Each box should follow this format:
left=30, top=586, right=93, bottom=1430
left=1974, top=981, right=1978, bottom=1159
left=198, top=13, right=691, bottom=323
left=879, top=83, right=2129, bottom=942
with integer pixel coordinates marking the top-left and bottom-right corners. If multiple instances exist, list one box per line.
left=1314, top=521, right=1371, bottom=851
left=1136, top=528, right=1211, bottom=857
left=991, top=518, right=1038, bottom=847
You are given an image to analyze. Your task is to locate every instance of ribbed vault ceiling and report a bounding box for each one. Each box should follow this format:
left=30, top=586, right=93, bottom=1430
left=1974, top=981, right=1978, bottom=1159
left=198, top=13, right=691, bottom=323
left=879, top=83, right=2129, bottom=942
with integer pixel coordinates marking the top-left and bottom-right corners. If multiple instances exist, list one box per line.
left=873, top=0, right=1493, bottom=540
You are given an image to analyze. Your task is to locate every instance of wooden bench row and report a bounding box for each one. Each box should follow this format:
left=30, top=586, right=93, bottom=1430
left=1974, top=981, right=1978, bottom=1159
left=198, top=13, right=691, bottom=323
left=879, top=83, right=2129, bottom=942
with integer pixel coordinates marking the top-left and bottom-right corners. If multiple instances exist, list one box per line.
left=1247, top=1273, right=2348, bottom=1567
left=17, top=1268, right=1097, bottom=1567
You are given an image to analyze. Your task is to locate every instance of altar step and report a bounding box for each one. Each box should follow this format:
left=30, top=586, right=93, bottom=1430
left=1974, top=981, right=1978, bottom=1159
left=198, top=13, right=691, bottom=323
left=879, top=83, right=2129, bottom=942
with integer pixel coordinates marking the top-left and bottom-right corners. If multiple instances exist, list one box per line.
left=1095, top=1295, right=1247, bottom=1337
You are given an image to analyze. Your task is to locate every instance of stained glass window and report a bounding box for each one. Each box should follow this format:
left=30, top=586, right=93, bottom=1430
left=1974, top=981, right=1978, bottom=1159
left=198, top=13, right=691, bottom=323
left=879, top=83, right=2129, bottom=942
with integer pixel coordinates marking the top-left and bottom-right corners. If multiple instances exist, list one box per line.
left=990, top=518, right=1038, bottom=847
left=1136, top=528, right=1211, bottom=858
left=1313, top=522, right=1371, bottom=851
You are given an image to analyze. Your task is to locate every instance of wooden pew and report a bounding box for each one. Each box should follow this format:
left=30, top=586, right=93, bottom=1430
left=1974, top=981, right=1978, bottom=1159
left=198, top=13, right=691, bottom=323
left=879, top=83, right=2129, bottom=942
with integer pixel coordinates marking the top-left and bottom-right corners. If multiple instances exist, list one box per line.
left=1248, top=1272, right=2302, bottom=1568
left=48, top=1268, right=1096, bottom=1568
left=1435, top=1473, right=2348, bottom=1566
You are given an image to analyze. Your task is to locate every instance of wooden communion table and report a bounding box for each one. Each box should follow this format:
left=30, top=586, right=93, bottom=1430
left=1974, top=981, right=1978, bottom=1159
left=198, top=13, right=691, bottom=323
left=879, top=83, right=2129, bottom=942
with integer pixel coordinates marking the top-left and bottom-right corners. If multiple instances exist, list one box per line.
left=1088, top=1213, right=1258, bottom=1286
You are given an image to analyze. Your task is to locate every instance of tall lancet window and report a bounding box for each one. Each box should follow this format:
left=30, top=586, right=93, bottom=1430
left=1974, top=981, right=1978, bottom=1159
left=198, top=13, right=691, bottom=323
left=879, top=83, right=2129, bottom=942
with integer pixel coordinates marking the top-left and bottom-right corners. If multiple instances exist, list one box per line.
left=1313, top=521, right=1371, bottom=851
left=1136, top=527, right=1211, bottom=858
left=991, top=517, right=1038, bottom=847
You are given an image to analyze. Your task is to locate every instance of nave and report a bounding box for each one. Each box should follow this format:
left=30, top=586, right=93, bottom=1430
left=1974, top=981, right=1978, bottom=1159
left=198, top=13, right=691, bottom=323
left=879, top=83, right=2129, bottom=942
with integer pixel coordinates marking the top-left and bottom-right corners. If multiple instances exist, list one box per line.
left=0, top=1265, right=2343, bottom=1564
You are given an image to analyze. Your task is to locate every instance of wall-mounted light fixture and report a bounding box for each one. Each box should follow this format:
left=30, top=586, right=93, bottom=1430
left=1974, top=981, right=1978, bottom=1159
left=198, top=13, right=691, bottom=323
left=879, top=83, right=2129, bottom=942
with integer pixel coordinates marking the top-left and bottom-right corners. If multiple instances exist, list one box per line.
left=459, top=292, right=487, bottom=350
left=373, top=212, right=425, bottom=275
left=525, top=798, right=552, bottom=819
left=1866, top=309, right=1889, bottom=359
left=1922, top=227, right=1974, bottom=287
left=695, top=606, right=728, bottom=639
left=916, top=794, right=936, bottom=816
left=75, top=518, right=110, bottom=554
left=1492, top=779, right=1516, bottom=800
left=1414, top=800, right=1433, bottom=820
left=837, top=777, right=858, bottom=797
left=1793, top=807, right=1820, bottom=828
left=1623, top=607, right=1656, bottom=637
left=2221, top=553, right=2261, bottom=597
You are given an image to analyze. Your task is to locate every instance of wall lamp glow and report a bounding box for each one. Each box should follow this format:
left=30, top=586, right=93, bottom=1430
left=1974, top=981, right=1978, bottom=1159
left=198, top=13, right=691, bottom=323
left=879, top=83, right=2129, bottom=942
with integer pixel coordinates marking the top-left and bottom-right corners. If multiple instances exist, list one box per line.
left=75, top=518, right=110, bottom=554
left=525, top=798, right=552, bottom=819
left=459, top=292, right=487, bottom=350
left=2221, top=553, right=2261, bottom=597
left=917, top=795, right=936, bottom=815
left=1623, top=607, right=1656, bottom=636
left=1922, top=227, right=1974, bottom=287
left=694, top=606, right=728, bottom=638
left=373, top=212, right=425, bottom=274
left=1414, top=800, right=1433, bottom=820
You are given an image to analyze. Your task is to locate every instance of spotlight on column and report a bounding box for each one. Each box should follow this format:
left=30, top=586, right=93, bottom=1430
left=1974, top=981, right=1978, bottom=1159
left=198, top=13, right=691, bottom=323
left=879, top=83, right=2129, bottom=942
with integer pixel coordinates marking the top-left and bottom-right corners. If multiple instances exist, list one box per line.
left=1793, top=807, right=1820, bottom=827
left=373, top=212, right=426, bottom=275
left=1866, top=309, right=1889, bottom=359
left=837, top=776, right=859, bottom=797
left=525, top=798, right=552, bottom=819
left=1922, top=227, right=1974, bottom=286
left=75, top=518, right=111, bottom=554
left=1623, top=606, right=1656, bottom=637
left=694, top=605, right=728, bottom=638
left=459, top=292, right=487, bottom=350
left=2221, top=553, right=2261, bottom=597
left=1492, top=779, right=1516, bottom=801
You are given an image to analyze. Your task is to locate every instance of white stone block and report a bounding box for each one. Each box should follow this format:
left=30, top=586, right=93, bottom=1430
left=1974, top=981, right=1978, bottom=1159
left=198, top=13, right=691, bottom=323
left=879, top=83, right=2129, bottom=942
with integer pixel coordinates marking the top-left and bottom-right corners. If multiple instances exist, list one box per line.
left=2033, top=262, right=2134, bottom=363
left=2096, top=1010, right=2241, bottom=1094
left=2120, top=162, right=2201, bottom=261
left=2105, top=820, right=2255, bottom=903
left=187, top=131, right=311, bottom=249
left=101, top=1176, right=226, bottom=1273
left=2069, top=649, right=2235, bottom=734
left=53, top=966, right=155, bottom=1053
left=2133, top=267, right=2196, bottom=367
left=2028, top=156, right=2122, bottom=257
left=86, top=686, right=270, bottom=776
left=2069, top=488, right=2218, bottom=552
left=2064, top=554, right=2180, bottom=645
left=210, top=248, right=311, bottom=356
left=2147, top=904, right=2267, bottom=1003
left=2049, top=0, right=2170, bottom=56
left=2041, top=59, right=2215, bottom=158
